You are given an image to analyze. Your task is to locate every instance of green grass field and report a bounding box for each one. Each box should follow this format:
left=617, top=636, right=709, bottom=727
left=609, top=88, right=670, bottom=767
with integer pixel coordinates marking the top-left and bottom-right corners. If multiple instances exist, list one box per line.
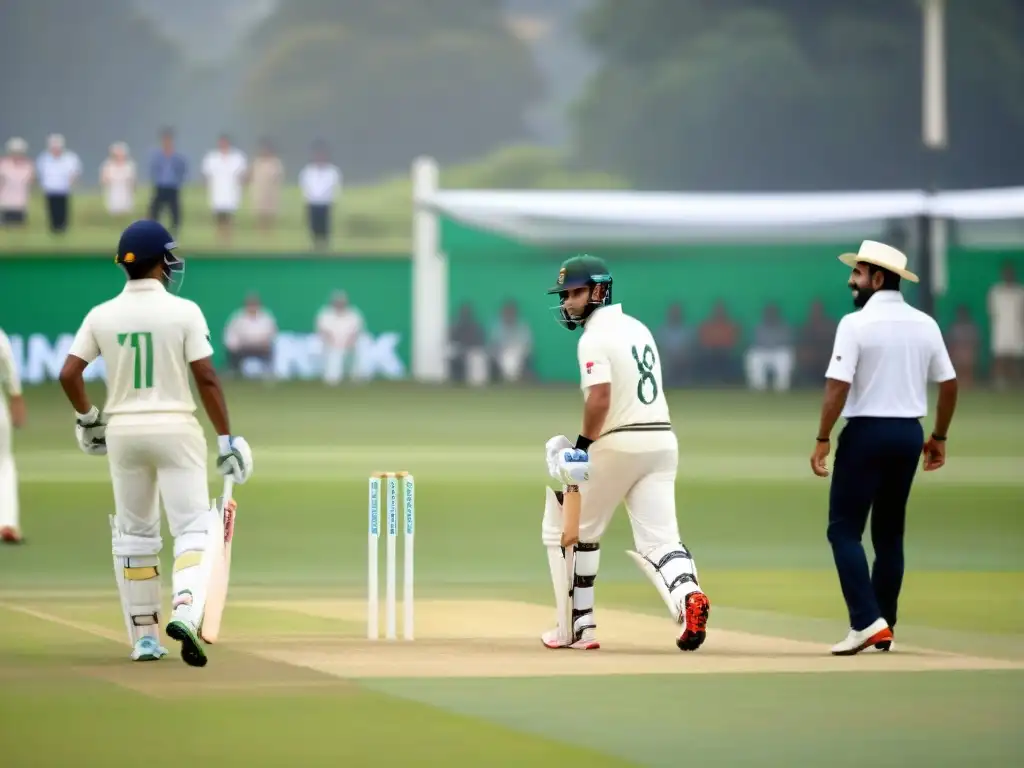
left=1, top=383, right=1022, bottom=766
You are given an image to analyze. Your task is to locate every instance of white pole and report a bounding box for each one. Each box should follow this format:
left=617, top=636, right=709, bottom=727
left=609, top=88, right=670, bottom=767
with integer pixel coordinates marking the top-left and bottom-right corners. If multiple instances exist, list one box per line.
left=922, top=0, right=948, bottom=150
left=411, top=156, right=448, bottom=382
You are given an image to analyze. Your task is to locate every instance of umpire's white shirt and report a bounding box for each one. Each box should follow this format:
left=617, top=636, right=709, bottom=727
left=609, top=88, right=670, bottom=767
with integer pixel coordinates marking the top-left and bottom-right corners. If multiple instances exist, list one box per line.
left=68, top=280, right=214, bottom=425
left=825, top=291, right=955, bottom=418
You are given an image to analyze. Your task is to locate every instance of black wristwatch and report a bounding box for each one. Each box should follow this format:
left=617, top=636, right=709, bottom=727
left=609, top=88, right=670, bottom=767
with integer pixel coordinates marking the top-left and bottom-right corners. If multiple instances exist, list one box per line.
left=816, top=436, right=830, bottom=443
left=931, top=433, right=947, bottom=441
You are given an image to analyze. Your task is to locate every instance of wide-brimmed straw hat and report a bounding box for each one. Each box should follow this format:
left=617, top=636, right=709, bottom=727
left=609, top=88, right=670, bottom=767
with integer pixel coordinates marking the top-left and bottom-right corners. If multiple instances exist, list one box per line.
left=838, top=240, right=919, bottom=283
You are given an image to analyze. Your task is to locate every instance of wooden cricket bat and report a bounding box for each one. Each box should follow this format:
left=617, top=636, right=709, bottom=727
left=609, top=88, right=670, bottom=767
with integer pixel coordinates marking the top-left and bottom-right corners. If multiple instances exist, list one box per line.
left=199, top=477, right=235, bottom=644
left=560, top=484, right=580, bottom=548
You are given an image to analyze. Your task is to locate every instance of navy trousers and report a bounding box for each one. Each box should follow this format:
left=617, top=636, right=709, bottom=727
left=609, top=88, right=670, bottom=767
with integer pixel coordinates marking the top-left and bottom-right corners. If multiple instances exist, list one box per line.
left=827, top=417, right=923, bottom=632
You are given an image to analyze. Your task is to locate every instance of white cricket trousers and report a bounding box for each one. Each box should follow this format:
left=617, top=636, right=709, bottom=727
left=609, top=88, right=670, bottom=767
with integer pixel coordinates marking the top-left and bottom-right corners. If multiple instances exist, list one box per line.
left=106, top=419, right=211, bottom=543
left=0, top=399, right=19, bottom=530
left=542, top=431, right=682, bottom=552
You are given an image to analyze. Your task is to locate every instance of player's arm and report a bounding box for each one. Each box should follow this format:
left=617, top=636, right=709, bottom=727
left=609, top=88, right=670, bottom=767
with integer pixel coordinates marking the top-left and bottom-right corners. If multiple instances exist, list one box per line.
left=184, top=306, right=230, bottom=435
left=0, top=330, right=27, bottom=427
left=59, top=312, right=101, bottom=417
left=575, top=337, right=612, bottom=450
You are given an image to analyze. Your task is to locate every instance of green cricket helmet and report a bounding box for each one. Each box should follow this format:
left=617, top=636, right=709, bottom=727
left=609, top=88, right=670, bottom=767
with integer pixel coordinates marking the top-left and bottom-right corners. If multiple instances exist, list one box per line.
left=546, top=254, right=613, bottom=330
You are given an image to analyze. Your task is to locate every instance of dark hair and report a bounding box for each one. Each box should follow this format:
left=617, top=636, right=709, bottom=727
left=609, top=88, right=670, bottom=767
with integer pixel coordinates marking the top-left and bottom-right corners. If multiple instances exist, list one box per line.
left=868, top=264, right=901, bottom=290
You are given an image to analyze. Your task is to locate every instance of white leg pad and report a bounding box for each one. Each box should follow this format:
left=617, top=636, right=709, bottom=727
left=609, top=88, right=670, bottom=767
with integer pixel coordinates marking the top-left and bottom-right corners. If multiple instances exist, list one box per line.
left=169, top=507, right=218, bottom=627
left=110, top=516, right=162, bottom=647
left=626, top=542, right=700, bottom=624
left=571, top=543, right=600, bottom=640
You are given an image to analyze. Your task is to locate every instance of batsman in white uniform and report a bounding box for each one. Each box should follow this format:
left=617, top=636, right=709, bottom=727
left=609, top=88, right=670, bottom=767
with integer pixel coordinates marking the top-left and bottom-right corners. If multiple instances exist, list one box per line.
left=58, top=220, right=253, bottom=668
left=0, top=327, right=27, bottom=544
left=541, top=255, right=710, bottom=651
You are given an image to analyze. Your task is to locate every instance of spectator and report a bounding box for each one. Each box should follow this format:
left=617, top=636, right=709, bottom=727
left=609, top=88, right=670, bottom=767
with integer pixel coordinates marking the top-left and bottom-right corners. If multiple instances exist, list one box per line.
left=744, top=303, right=795, bottom=392
left=202, top=134, right=248, bottom=246
left=298, top=140, right=342, bottom=251
left=316, top=291, right=365, bottom=385
left=656, top=303, right=696, bottom=386
left=947, top=305, right=980, bottom=389
left=100, top=142, right=136, bottom=221
left=0, top=138, right=33, bottom=227
left=448, top=303, right=487, bottom=384
left=987, top=262, right=1024, bottom=389
left=489, top=300, right=533, bottom=382
left=697, top=300, right=741, bottom=385
left=223, top=294, right=277, bottom=379
left=148, top=127, right=188, bottom=234
left=796, top=299, right=837, bottom=386
left=250, top=138, right=284, bottom=233
left=36, top=133, right=81, bottom=234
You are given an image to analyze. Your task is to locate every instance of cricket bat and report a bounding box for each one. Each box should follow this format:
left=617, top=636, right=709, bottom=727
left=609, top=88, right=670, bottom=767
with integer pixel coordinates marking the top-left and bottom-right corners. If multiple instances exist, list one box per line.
left=199, top=477, right=236, bottom=644
left=560, top=484, right=581, bottom=645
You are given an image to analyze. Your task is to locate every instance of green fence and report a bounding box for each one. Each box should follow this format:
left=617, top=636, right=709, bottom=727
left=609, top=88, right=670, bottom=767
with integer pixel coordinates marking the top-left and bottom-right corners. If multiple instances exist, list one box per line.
left=443, top=219, right=1024, bottom=382
left=0, top=255, right=411, bottom=384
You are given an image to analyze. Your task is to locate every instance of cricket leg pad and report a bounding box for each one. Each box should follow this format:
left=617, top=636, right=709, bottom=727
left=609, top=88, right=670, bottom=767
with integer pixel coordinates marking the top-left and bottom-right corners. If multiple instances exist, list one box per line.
left=626, top=542, right=700, bottom=623
left=110, top=516, right=162, bottom=647
left=169, top=510, right=217, bottom=628
left=571, top=542, right=600, bottom=641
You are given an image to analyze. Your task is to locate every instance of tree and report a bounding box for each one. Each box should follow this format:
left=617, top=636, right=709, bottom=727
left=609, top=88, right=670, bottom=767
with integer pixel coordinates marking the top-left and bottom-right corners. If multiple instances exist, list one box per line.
left=572, top=0, right=1024, bottom=190
left=235, top=0, right=543, bottom=181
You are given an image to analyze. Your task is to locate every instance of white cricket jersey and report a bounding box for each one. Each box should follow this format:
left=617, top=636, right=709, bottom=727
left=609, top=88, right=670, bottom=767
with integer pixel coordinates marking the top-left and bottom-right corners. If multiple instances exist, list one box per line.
left=576, top=304, right=674, bottom=449
left=68, top=279, right=214, bottom=424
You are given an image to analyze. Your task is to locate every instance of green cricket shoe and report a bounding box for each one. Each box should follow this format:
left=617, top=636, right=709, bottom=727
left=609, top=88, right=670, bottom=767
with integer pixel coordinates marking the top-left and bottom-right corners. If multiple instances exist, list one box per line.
left=165, top=618, right=208, bottom=668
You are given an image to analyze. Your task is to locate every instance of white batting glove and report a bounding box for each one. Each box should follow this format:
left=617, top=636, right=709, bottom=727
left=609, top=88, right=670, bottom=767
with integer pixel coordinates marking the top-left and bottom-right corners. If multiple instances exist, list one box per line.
left=75, top=406, right=107, bottom=456
left=544, top=434, right=573, bottom=477
left=216, top=435, right=254, bottom=484
left=554, top=448, right=590, bottom=486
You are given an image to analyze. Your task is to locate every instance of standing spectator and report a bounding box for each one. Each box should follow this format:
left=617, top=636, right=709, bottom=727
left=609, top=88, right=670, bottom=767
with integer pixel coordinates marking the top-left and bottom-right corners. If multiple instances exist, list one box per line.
left=987, top=262, right=1024, bottom=389
left=100, top=142, right=136, bottom=221
left=223, top=294, right=277, bottom=379
left=489, top=300, right=534, bottom=382
left=316, top=291, right=366, bottom=385
left=0, top=138, right=34, bottom=227
left=298, top=140, right=342, bottom=251
left=448, top=303, right=487, bottom=384
left=946, top=305, right=980, bottom=389
left=148, top=127, right=188, bottom=234
left=744, top=303, right=796, bottom=392
left=35, top=133, right=81, bottom=234
left=250, top=138, right=284, bottom=233
left=202, top=134, right=248, bottom=246
left=656, top=303, right=696, bottom=386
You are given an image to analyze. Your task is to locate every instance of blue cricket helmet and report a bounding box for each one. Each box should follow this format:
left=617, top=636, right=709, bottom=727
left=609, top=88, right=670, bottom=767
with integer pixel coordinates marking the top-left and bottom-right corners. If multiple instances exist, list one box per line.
left=115, top=220, right=183, bottom=286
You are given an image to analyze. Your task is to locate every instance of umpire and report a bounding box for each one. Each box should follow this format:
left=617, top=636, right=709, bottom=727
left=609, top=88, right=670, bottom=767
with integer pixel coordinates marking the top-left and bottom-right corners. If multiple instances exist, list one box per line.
left=810, top=240, right=958, bottom=656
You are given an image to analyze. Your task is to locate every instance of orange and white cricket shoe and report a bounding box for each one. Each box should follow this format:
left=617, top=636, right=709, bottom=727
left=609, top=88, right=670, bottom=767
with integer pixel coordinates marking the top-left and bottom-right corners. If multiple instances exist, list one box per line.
left=541, top=627, right=600, bottom=650
left=830, top=618, right=893, bottom=656
left=676, top=591, right=710, bottom=651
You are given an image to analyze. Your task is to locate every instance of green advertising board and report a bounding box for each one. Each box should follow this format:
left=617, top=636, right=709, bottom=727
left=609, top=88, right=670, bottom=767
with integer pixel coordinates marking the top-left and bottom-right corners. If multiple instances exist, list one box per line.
left=0, top=254, right=411, bottom=385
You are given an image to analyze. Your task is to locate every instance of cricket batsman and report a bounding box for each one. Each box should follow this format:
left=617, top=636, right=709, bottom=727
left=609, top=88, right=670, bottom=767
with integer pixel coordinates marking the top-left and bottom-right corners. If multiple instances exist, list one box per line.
left=0, top=326, right=27, bottom=544
left=57, top=219, right=253, bottom=668
left=541, top=255, right=710, bottom=651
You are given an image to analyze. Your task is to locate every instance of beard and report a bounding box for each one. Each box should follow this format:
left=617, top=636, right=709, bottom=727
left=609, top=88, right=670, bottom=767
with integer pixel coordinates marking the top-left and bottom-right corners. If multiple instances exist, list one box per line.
left=851, top=284, right=875, bottom=308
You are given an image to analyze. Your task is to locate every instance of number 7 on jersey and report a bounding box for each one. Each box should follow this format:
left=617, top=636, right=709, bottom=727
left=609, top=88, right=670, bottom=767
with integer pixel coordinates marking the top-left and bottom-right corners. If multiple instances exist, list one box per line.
left=118, top=331, right=154, bottom=389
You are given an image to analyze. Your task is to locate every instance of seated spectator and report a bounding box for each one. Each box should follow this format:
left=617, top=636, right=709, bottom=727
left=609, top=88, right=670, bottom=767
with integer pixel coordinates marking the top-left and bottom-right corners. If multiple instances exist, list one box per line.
left=697, top=300, right=741, bottom=384
left=223, top=293, right=277, bottom=379
left=448, top=303, right=487, bottom=384
left=745, top=303, right=795, bottom=392
left=796, top=299, right=838, bottom=386
left=489, top=300, right=534, bottom=382
left=0, top=137, right=34, bottom=227
left=656, top=303, right=696, bottom=387
left=947, top=304, right=980, bottom=389
left=316, top=290, right=365, bottom=385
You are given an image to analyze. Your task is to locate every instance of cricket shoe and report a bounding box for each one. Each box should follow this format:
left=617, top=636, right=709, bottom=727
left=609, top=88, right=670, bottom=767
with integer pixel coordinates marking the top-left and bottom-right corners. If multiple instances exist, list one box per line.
left=0, top=526, right=23, bottom=544
left=165, top=617, right=208, bottom=668
left=830, top=618, right=893, bottom=656
left=676, top=591, right=710, bottom=651
left=131, top=635, right=169, bottom=662
left=541, top=627, right=600, bottom=650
